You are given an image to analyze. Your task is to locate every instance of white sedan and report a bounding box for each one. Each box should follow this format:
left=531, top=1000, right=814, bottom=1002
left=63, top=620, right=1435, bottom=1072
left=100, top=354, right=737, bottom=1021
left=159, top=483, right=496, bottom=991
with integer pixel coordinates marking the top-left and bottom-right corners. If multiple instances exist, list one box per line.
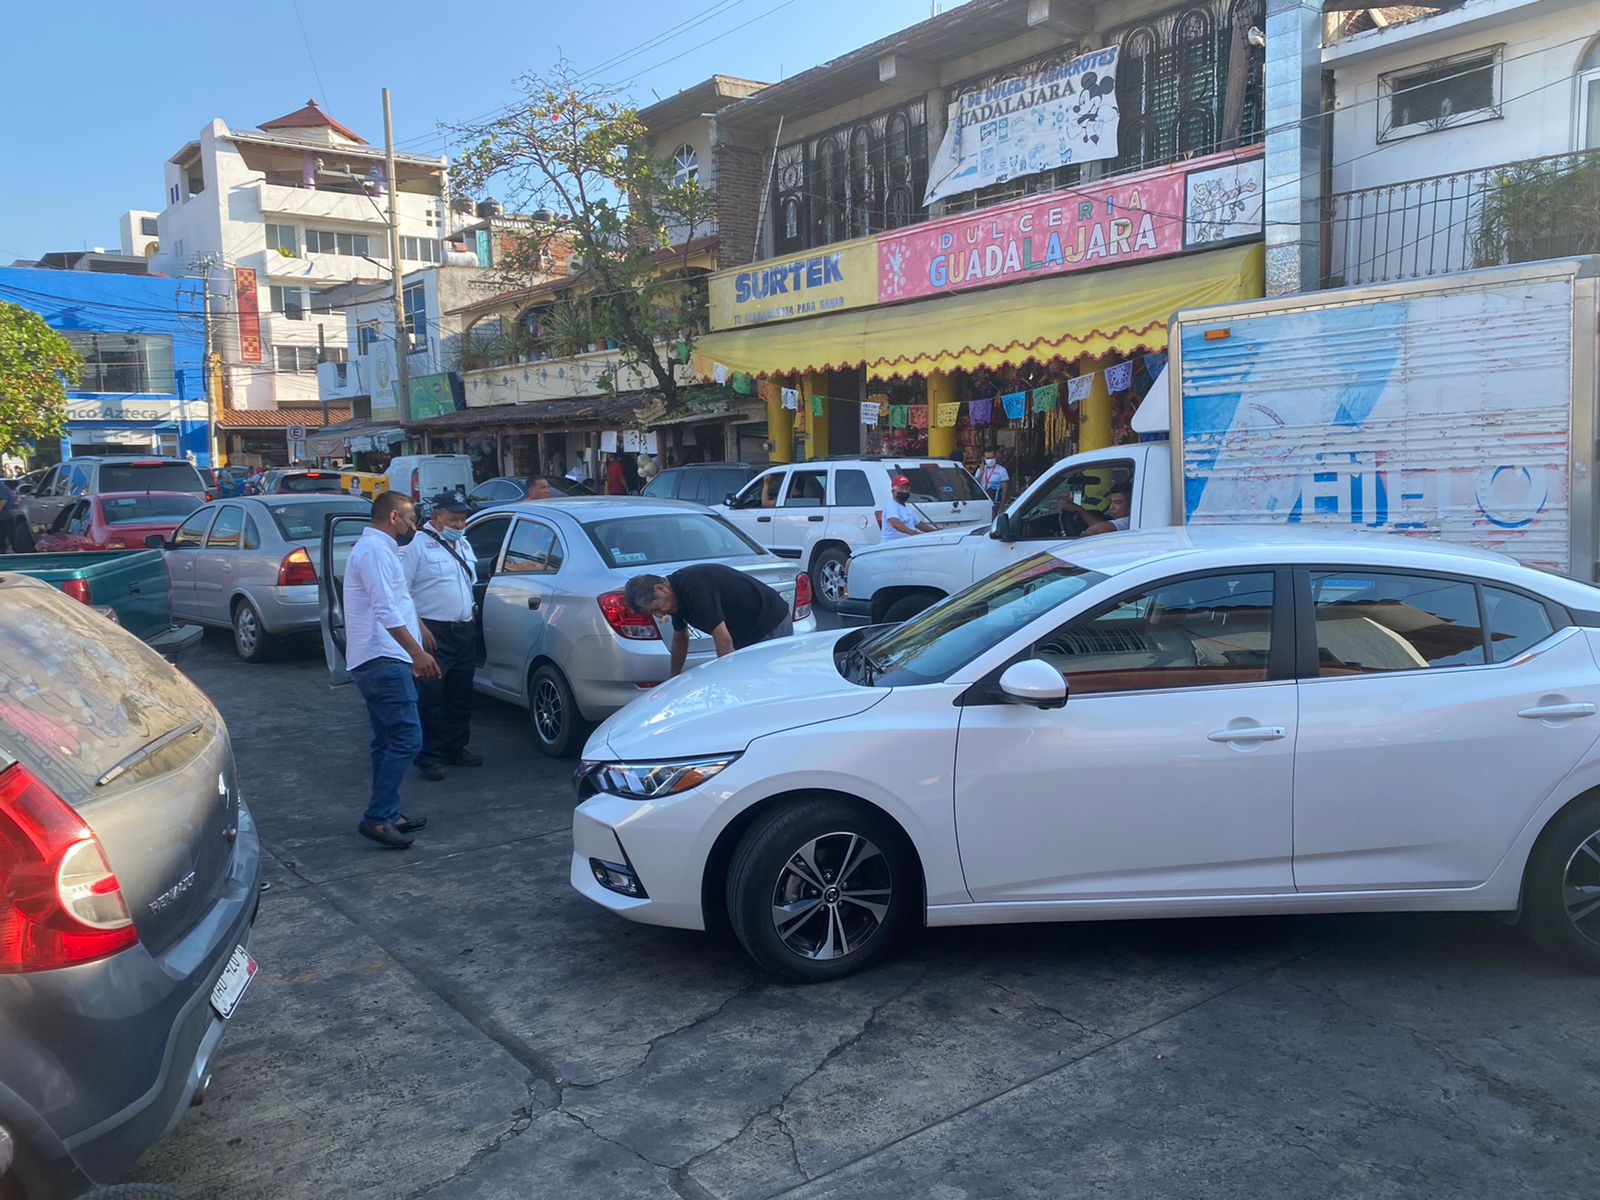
left=571, top=527, right=1600, bottom=981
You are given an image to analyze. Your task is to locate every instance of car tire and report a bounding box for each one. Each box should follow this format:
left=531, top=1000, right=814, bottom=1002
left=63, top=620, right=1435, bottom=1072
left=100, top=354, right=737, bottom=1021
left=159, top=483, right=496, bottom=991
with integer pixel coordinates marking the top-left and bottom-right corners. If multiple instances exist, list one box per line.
left=810, top=546, right=849, bottom=614
left=232, top=599, right=276, bottom=663
left=726, top=796, right=915, bottom=982
left=882, top=592, right=938, bottom=623
left=528, top=663, right=589, bottom=759
left=1524, top=793, right=1600, bottom=968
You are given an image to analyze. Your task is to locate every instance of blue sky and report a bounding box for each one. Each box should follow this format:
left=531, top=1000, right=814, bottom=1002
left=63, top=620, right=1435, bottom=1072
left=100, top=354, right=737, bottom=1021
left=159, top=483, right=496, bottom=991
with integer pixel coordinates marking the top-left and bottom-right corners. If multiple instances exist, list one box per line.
left=0, top=0, right=946, bottom=262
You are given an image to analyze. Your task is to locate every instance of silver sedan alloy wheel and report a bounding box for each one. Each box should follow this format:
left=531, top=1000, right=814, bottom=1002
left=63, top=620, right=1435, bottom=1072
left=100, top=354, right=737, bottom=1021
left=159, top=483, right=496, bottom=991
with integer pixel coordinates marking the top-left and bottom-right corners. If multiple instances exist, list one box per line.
left=770, top=831, right=891, bottom=960
left=1563, top=829, right=1600, bottom=946
left=534, top=677, right=564, bottom=745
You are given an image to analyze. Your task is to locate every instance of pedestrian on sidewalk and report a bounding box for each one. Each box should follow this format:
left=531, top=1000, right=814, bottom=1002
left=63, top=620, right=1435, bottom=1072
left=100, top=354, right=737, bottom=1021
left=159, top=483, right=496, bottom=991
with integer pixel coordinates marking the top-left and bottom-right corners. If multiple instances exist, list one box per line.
left=404, top=492, right=483, bottom=782
left=344, top=491, right=440, bottom=849
left=623, top=563, right=792, bottom=678
left=977, top=453, right=1009, bottom=515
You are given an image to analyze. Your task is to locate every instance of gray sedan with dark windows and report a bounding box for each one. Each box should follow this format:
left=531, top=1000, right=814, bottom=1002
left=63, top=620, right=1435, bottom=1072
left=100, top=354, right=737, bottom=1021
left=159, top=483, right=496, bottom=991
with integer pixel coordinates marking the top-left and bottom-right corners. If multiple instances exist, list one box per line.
left=155, top=494, right=371, bottom=662
left=319, top=498, right=818, bottom=756
left=0, top=572, right=261, bottom=1198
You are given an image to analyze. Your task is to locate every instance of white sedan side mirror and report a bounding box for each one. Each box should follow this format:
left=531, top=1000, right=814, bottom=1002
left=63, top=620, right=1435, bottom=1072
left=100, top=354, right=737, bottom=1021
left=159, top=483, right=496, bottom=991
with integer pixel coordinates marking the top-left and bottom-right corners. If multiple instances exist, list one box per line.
left=998, top=660, right=1068, bottom=709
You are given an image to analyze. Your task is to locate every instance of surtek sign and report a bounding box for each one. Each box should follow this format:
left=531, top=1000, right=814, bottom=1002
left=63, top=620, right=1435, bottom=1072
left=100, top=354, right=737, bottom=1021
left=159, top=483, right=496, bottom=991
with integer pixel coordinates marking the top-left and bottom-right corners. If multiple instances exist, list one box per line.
left=709, top=241, right=877, bottom=330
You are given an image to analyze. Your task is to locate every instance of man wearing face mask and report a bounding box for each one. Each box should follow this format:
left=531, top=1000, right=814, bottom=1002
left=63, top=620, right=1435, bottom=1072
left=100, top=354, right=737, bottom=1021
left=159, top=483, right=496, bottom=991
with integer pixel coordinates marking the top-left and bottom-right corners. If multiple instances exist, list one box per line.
left=344, top=490, right=441, bottom=848
left=881, top=474, right=937, bottom=543
left=977, top=453, right=1009, bottom=515
left=404, top=493, right=484, bottom=782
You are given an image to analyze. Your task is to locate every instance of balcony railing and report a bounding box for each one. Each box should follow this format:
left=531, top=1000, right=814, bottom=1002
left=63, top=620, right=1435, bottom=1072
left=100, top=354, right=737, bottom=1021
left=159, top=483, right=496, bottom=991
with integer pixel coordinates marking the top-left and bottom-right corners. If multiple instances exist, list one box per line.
left=1323, top=148, right=1600, bottom=288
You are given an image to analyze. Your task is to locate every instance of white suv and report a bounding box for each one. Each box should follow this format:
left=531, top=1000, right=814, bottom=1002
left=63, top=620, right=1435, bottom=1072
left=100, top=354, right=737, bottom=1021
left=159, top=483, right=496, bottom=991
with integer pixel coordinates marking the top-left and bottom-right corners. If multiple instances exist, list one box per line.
left=721, top=458, right=989, bottom=612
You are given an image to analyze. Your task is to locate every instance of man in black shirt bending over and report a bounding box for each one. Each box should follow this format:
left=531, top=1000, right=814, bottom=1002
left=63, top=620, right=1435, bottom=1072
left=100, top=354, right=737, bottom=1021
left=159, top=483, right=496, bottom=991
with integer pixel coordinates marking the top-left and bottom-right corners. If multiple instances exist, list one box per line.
left=624, top=564, right=793, bottom=677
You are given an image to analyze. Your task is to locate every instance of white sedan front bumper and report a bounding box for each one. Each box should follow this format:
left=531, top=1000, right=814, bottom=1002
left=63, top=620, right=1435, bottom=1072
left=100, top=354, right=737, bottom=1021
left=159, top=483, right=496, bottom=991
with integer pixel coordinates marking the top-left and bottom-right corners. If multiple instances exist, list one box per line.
left=571, top=793, right=716, bottom=931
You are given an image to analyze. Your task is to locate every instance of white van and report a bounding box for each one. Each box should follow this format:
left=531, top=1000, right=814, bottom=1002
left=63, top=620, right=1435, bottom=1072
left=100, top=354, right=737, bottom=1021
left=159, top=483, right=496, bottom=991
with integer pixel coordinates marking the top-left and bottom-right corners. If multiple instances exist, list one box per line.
left=382, top=454, right=476, bottom=508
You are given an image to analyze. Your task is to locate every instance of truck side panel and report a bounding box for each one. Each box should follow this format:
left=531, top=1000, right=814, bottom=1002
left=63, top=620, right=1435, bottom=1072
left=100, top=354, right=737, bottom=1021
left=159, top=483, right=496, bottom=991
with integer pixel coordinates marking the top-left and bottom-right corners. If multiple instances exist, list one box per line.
left=1175, top=274, right=1576, bottom=573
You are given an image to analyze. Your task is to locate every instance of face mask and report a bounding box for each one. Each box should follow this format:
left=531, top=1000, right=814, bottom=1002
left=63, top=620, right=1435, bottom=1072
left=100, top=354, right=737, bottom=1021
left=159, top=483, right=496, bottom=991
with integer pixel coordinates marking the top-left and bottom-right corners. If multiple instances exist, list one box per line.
left=394, top=521, right=416, bottom=547
left=894, top=492, right=910, bottom=504
left=984, top=457, right=995, bottom=467
left=441, top=526, right=465, bottom=543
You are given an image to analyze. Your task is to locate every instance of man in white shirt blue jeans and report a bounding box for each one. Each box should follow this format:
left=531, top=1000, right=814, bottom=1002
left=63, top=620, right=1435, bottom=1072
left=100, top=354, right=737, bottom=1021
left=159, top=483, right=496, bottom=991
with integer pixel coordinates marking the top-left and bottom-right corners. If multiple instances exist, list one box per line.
left=344, top=492, right=441, bottom=848
left=405, top=492, right=483, bottom=781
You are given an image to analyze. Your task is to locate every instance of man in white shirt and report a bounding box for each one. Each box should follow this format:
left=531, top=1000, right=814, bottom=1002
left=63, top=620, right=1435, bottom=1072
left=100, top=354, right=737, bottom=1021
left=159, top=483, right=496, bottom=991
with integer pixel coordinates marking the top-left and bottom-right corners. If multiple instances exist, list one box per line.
left=404, top=493, right=483, bottom=781
left=344, top=491, right=440, bottom=849
left=881, top=474, right=937, bottom=543
left=977, top=454, right=1010, bottom=514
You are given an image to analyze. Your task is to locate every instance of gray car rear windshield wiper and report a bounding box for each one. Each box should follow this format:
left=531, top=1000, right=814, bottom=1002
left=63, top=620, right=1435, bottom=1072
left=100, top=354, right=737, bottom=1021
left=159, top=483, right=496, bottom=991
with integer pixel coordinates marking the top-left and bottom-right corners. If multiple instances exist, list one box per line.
left=96, top=720, right=204, bottom=787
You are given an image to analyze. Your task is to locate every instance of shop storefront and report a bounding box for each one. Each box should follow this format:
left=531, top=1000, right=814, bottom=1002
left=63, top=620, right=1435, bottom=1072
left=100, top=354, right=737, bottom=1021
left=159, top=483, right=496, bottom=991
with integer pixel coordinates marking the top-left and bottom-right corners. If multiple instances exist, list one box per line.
left=694, top=148, right=1265, bottom=491
left=403, top=394, right=645, bottom=483
left=218, top=407, right=355, bottom=468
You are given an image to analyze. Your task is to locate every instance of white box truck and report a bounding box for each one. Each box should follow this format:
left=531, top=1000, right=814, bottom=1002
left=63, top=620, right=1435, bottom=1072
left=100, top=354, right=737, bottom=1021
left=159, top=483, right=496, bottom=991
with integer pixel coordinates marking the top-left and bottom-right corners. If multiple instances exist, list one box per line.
left=841, top=257, right=1600, bottom=624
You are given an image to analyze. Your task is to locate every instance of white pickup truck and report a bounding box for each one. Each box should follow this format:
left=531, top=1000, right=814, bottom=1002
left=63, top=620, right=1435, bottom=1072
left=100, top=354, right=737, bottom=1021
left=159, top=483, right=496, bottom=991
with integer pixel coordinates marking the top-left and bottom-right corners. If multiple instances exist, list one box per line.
left=841, top=257, right=1600, bottom=623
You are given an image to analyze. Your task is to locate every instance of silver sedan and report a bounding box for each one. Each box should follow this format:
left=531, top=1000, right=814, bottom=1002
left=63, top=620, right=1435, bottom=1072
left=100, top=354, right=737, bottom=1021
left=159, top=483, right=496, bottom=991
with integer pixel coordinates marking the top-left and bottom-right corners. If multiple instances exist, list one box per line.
left=157, top=494, right=372, bottom=661
left=463, top=498, right=818, bottom=756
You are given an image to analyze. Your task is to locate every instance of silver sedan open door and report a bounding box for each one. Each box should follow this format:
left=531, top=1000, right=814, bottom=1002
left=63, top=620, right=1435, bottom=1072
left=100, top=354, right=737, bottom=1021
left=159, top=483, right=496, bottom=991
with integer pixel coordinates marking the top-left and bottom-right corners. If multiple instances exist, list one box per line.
left=319, top=512, right=371, bottom=683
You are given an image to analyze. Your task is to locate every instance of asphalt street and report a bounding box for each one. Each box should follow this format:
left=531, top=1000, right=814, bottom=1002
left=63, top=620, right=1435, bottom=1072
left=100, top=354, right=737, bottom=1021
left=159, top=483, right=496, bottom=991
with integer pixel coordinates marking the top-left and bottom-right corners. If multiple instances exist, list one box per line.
left=134, top=625, right=1600, bottom=1200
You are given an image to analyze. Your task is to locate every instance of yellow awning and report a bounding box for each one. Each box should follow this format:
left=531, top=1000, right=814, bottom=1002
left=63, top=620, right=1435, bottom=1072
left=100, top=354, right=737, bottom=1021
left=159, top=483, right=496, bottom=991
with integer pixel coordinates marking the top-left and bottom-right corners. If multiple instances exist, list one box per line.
left=696, top=243, right=1263, bottom=380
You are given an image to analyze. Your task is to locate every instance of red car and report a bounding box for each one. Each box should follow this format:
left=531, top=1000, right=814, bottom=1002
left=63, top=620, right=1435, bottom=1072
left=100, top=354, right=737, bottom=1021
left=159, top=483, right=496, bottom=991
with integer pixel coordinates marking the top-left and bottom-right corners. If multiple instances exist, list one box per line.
left=34, top=492, right=202, bottom=552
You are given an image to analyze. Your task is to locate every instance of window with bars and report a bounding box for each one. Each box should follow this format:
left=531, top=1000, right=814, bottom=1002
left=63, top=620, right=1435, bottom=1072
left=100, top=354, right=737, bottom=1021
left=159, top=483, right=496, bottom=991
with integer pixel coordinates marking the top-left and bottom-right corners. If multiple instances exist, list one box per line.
left=771, top=98, right=929, bottom=255
left=1109, top=0, right=1265, bottom=174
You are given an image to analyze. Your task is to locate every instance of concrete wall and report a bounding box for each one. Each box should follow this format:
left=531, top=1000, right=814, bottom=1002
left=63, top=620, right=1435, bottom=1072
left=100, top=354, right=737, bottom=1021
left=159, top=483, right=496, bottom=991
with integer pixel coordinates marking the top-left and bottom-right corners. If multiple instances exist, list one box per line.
left=1328, top=0, right=1600, bottom=196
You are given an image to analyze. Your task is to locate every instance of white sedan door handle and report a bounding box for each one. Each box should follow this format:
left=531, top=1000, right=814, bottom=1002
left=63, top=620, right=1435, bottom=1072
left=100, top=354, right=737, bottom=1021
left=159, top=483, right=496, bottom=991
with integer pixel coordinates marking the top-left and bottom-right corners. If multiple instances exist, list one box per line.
left=1518, top=702, right=1597, bottom=719
left=1207, top=726, right=1288, bottom=743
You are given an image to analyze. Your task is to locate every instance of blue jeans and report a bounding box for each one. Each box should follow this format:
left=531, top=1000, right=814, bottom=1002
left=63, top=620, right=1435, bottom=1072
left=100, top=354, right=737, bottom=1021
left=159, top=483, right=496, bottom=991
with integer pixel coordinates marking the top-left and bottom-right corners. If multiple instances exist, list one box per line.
left=351, top=657, right=422, bottom=825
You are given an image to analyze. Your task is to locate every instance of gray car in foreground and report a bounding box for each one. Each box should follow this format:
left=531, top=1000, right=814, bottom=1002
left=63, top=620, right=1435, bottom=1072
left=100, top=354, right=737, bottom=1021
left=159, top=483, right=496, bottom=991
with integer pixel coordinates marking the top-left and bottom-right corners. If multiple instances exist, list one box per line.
left=320, top=498, right=817, bottom=756
left=0, top=573, right=261, bottom=1199
left=156, top=494, right=372, bottom=662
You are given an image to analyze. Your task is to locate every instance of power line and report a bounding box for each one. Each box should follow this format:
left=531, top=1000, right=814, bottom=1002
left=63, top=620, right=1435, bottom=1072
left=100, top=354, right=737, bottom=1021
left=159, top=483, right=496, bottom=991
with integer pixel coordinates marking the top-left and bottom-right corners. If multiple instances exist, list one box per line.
left=289, top=0, right=330, bottom=112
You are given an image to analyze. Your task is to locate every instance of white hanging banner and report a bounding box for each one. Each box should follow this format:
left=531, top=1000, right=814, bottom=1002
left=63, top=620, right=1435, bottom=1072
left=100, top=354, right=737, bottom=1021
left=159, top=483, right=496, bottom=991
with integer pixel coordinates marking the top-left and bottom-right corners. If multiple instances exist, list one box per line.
left=1067, top=374, right=1094, bottom=405
left=781, top=386, right=799, bottom=411
left=924, top=47, right=1121, bottom=205
left=1105, top=361, right=1134, bottom=392
left=712, top=362, right=729, bottom=385
left=861, top=401, right=880, bottom=427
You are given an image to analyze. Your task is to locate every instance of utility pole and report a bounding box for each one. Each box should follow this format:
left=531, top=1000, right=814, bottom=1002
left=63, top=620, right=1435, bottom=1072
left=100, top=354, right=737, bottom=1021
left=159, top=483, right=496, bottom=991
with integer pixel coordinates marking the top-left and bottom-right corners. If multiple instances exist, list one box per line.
left=197, top=255, right=221, bottom=467
left=384, top=88, right=410, bottom=423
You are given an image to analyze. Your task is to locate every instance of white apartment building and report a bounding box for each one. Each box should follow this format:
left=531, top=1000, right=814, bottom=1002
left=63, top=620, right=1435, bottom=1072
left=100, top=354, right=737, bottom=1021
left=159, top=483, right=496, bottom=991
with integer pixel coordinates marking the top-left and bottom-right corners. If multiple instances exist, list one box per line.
left=119, top=210, right=161, bottom=258
left=1320, top=0, right=1600, bottom=286
left=149, top=100, right=455, bottom=461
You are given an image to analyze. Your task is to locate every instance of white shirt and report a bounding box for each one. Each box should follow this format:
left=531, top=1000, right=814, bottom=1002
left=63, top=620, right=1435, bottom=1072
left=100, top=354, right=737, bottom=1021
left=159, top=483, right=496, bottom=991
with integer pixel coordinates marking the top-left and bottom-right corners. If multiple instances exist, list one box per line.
left=881, top=498, right=925, bottom=542
left=344, top=527, right=421, bottom=669
left=404, top=526, right=479, bottom=622
left=977, top=462, right=1009, bottom=500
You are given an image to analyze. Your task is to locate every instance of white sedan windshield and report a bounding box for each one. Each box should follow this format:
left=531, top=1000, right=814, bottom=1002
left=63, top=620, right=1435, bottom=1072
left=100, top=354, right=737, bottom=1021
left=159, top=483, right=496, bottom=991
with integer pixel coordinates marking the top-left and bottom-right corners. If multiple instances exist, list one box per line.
left=859, top=552, right=1104, bottom=685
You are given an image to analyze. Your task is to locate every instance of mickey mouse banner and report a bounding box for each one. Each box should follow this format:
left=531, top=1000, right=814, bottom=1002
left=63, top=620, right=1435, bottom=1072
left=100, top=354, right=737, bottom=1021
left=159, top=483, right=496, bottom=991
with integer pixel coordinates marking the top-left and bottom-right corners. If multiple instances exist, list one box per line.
left=924, top=47, right=1120, bottom=206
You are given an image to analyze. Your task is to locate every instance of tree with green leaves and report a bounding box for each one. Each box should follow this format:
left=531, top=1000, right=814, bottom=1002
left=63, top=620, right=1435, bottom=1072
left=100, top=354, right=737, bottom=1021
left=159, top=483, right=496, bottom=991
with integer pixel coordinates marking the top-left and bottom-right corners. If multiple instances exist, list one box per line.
left=0, top=300, right=80, bottom=459
left=452, top=64, right=717, bottom=410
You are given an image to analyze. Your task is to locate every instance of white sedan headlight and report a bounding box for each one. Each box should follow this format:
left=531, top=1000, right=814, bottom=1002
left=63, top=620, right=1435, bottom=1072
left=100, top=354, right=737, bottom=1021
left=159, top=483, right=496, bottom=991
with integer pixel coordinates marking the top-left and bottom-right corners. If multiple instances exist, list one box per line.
left=585, top=755, right=740, bottom=801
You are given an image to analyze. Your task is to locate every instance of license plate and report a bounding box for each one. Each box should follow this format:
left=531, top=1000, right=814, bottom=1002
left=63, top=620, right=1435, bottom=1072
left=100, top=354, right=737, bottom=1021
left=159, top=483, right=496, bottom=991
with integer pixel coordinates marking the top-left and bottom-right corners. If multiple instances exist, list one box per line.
left=210, top=945, right=258, bottom=1019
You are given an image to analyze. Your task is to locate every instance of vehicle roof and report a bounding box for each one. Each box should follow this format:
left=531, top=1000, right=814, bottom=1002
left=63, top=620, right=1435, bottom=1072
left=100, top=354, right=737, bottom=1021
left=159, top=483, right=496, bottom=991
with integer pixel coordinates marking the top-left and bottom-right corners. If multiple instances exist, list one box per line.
left=89, top=490, right=201, bottom=501
left=1048, top=525, right=1600, bottom=607
left=62, top=455, right=194, bottom=464
left=234, top=493, right=372, bottom=507
left=472, top=497, right=714, bottom=523
left=660, top=461, right=749, bottom=470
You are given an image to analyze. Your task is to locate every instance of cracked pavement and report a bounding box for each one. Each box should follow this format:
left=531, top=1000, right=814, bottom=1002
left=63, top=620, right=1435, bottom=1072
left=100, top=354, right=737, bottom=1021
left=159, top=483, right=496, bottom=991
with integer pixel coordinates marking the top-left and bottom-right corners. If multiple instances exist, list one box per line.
left=135, top=632, right=1600, bottom=1199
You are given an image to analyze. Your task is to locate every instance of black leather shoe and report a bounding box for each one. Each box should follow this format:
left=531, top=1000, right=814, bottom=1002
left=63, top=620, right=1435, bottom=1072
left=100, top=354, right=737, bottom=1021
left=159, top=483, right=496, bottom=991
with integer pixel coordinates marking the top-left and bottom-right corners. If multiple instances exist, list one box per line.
left=396, top=814, right=428, bottom=834
left=358, top=820, right=415, bottom=849
left=445, top=750, right=484, bottom=767
left=415, top=760, right=447, bottom=782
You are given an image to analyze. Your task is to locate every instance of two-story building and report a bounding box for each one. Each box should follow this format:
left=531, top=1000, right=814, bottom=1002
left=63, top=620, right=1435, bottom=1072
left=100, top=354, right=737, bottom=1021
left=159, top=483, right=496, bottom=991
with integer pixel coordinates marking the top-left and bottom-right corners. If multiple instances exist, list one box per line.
left=688, top=0, right=1270, bottom=483
left=149, top=100, right=455, bottom=465
left=0, top=267, right=211, bottom=464
left=1319, top=0, right=1600, bottom=287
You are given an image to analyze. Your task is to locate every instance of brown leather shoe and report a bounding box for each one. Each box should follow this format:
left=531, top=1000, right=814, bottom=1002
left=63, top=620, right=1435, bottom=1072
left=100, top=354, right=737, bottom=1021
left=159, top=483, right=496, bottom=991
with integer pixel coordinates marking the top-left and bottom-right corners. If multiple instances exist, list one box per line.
left=358, top=820, right=415, bottom=849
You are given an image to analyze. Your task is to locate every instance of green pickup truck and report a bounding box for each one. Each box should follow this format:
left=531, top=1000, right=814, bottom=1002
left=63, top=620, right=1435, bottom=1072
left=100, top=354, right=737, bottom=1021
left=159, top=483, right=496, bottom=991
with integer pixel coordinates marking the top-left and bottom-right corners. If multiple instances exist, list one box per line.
left=0, top=549, right=202, bottom=661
